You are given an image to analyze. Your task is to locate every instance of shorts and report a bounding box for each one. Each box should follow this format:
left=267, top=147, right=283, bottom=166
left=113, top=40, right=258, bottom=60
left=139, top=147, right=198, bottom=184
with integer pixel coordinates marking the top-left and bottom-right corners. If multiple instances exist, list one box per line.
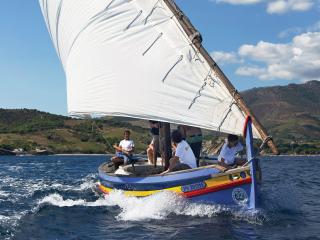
left=189, top=141, right=202, bottom=160
left=115, top=152, right=132, bottom=163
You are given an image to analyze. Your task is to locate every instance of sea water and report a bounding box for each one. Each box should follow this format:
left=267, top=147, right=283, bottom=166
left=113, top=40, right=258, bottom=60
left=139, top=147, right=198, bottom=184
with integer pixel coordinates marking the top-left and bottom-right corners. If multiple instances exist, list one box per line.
left=0, top=155, right=319, bottom=240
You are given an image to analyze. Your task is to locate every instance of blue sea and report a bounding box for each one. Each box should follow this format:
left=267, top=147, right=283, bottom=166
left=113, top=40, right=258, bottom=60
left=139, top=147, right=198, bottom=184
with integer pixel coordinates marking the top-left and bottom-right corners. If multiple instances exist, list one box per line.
left=0, top=155, right=319, bottom=240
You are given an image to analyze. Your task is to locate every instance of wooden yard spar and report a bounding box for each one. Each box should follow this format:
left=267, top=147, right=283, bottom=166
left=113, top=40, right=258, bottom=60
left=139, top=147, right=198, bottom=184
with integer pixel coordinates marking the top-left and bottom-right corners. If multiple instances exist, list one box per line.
left=164, top=0, right=279, bottom=155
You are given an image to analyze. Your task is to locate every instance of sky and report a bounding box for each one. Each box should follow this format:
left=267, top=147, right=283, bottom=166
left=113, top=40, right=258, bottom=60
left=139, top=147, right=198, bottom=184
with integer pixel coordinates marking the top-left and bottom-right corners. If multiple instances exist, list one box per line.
left=0, top=0, right=319, bottom=115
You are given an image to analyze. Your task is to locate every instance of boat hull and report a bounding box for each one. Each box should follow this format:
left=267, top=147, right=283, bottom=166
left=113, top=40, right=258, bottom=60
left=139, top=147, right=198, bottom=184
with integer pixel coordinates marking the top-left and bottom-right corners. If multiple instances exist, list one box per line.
left=98, top=163, right=257, bottom=206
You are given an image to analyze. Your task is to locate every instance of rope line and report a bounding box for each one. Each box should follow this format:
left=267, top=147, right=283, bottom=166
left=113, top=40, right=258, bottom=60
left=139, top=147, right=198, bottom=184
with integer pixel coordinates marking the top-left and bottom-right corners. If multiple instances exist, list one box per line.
left=106, top=0, right=116, bottom=9
left=144, top=0, right=162, bottom=25
left=259, top=136, right=272, bottom=151
left=188, top=70, right=220, bottom=109
left=217, top=100, right=235, bottom=131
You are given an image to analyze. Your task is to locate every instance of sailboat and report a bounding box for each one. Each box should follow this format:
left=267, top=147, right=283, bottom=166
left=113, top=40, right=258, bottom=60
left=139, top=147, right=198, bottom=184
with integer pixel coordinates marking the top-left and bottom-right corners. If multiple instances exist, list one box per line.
left=39, top=0, right=278, bottom=208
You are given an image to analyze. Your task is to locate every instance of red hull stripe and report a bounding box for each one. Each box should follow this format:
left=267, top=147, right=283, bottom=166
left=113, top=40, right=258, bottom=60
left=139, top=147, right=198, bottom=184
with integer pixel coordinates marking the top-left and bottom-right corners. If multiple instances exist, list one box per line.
left=183, top=178, right=252, bottom=198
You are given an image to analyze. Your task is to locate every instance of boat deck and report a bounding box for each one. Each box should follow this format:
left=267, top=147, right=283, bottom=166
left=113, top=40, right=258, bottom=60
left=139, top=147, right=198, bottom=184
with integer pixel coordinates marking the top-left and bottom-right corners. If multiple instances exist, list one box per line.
left=99, top=159, right=240, bottom=177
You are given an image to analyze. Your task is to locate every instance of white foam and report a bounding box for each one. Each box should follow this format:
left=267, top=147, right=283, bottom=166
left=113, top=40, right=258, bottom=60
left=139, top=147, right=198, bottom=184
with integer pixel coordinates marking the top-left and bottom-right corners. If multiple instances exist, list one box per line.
left=36, top=191, right=265, bottom=224
left=104, top=190, right=225, bottom=221
left=36, top=191, right=225, bottom=221
left=0, top=190, right=10, bottom=198
left=39, top=193, right=86, bottom=207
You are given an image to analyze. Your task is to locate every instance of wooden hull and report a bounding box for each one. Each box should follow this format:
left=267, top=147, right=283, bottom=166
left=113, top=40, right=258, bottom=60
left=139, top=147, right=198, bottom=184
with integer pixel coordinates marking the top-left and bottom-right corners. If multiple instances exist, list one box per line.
left=98, top=163, right=259, bottom=206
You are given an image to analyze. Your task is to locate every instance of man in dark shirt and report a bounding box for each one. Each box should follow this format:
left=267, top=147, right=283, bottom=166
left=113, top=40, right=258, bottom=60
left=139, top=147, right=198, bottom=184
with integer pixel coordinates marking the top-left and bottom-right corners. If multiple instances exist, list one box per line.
left=147, top=121, right=161, bottom=166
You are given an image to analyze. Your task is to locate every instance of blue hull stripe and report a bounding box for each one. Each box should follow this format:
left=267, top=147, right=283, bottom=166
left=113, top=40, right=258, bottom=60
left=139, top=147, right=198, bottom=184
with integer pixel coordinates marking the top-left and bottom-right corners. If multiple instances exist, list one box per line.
left=98, top=167, right=220, bottom=185
left=100, top=175, right=211, bottom=191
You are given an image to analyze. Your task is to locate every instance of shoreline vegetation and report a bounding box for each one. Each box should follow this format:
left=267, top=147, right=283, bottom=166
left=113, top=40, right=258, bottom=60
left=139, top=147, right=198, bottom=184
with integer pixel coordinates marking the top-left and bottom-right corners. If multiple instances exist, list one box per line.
left=0, top=80, right=319, bottom=156
left=0, top=110, right=319, bottom=156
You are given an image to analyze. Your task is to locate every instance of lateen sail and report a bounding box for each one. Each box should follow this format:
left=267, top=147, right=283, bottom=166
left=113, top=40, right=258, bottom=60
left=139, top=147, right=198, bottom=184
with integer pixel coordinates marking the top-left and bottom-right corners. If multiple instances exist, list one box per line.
left=39, top=0, right=261, bottom=138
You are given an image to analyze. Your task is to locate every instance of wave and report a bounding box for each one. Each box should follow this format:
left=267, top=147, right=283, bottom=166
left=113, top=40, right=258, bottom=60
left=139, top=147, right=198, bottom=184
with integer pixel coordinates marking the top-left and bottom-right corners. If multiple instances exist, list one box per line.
left=36, top=191, right=266, bottom=224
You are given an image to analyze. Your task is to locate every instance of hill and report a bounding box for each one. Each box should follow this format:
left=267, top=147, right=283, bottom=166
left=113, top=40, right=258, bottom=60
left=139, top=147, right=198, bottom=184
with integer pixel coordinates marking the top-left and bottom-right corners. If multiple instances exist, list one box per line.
left=242, top=80, right=320, bottom=154
left=0, top=109, right=150, bottom=154
left=242, top=80, right=320, bottom=140
left=0, top=81, right=319, bottom=155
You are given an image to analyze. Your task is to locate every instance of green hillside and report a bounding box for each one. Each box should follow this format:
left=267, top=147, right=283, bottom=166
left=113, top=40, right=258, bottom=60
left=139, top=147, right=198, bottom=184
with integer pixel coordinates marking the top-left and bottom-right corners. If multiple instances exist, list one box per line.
left=0, top=109, right=150, bottom=154
left=0, top=81, right=319, bottom=155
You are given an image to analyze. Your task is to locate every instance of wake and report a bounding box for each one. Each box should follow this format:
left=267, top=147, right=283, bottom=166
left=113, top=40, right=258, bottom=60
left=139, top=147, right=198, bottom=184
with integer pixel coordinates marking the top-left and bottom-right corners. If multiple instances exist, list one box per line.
left=37, top=190, right=266, bottom=224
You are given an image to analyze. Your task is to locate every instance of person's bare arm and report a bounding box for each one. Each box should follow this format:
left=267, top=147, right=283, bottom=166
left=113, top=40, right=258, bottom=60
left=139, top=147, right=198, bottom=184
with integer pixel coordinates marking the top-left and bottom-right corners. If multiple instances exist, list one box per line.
left=218, top=158, right=230, bottom=168
left=113, top=145, right=122, bottom=152
left=161, top=156, right=179, bottom=175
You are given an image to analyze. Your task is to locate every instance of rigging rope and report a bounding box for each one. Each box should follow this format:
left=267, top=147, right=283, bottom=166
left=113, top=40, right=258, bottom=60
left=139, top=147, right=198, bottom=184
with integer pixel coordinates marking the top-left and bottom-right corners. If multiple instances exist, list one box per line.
left=217, top=100, right=236, bottom=131
left=188, top=70, right=220, bottom=109
left=259, top=136, right=273, bottom=151
left=144, top=0, right=163, bottom=25
left=106, top=0, right=116, bottom=9
left=91, top=121, right=114, bottom=152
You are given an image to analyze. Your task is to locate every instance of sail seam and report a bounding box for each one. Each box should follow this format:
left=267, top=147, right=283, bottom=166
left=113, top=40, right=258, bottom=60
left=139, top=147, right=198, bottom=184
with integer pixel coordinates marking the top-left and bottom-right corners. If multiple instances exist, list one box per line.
left=55, top=0, right=63, bottom=60
left=67, top=6, right=112, bottom=59
left=162, top=55, right=183, bottom=82
left=44, top=0, right=53, bottom=43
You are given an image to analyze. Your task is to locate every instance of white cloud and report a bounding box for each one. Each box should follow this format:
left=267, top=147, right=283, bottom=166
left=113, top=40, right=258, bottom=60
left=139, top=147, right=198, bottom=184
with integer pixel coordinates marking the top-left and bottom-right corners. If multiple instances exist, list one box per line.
left=210, top=51, right=240, bottom=65
left=235, top=66, right=267, bottom=77
left=235, top=32, right=320, bottom=81
left=214, top=0, right=262, bottom=5
left=267, top=0, right=314, bottom=14
left=278, top=21, right=320, bottom=38
left=307, top=20, right=320, bottom=32
left=212, top=0, right=317, bottom=14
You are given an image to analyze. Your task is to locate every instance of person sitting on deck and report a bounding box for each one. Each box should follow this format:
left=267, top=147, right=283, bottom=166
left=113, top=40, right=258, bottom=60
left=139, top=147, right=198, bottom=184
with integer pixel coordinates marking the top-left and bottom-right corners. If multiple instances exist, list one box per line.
left=147, top=120, right=161, bottom=165
left=177, top=125, right=202, bottom=167
left=218, top=134, right=246, bottom=169
left=161, top=130, right=197, bottom=175
left=111, top=130, right=135, bottom=170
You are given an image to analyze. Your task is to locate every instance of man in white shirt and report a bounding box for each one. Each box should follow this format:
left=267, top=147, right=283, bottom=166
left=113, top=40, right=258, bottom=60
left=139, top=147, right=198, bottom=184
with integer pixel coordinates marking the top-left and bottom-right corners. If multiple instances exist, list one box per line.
left=161, top=130, right=197, bottom=175
left=218, top=134, right=245, bottom=168
left=111, top=130, right=135, bottom=169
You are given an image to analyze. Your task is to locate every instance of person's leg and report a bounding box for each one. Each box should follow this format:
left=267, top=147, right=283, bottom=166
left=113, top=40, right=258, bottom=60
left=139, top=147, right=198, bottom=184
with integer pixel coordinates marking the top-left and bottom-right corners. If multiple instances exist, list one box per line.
left=147, top=145, right=154, bottom=165
left=153, top=136, right=160, bottom=167
left=235, top=158, right=247, bottom=166
left=190, top=141, right=202, bottom=167
left=112, top=157, right=124, bottom=169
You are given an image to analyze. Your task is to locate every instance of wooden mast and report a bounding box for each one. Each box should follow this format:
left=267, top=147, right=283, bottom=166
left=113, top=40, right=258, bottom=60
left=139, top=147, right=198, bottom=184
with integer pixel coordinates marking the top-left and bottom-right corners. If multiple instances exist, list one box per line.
left=163, top=0, right=279, bottom=155
left=159, top=122, right=172, bottom=170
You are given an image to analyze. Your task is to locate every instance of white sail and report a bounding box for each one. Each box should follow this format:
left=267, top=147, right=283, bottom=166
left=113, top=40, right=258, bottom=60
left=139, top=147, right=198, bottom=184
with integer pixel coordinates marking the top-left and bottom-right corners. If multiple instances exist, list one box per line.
left=39, top=0, right=260, bottom=138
